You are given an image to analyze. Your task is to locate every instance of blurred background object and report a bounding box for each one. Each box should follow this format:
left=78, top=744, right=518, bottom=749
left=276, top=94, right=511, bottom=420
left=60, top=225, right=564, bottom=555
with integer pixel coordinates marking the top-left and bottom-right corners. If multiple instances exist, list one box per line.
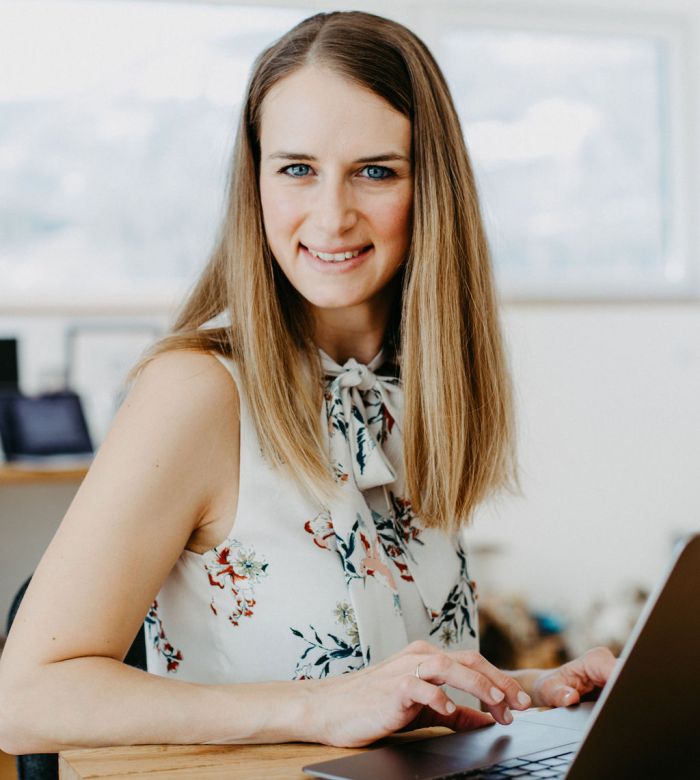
left=0, top=340, right=18, bottom=392
left=64, top=323, right=163, bottom=444
left=566, top=586, right=649, bottom=659
left=479, top=594, right=568, bottom=670
left=0, top=391, right=93, bottom=462
left=477, top=582, right=650, bottom=670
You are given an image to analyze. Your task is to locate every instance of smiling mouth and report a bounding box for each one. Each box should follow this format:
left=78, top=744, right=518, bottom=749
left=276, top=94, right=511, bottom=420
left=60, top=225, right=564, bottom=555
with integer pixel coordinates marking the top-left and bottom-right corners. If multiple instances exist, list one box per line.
left=300, top=243, right=373, bottom=263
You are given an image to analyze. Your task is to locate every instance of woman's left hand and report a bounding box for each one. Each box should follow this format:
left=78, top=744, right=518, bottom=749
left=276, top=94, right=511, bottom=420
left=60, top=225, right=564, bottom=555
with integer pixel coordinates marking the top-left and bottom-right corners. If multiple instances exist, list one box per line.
left=529, top=646, right=618, bottom=708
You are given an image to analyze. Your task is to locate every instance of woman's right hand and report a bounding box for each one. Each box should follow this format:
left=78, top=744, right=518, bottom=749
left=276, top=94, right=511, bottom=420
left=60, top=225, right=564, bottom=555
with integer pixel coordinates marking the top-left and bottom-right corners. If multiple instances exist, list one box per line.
left=309, top=640, right=532, bottom=747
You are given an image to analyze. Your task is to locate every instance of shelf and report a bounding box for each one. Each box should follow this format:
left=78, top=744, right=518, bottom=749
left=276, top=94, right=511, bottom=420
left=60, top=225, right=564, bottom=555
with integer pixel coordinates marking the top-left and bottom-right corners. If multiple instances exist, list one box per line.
left=0, top=460, right=91, bottom=485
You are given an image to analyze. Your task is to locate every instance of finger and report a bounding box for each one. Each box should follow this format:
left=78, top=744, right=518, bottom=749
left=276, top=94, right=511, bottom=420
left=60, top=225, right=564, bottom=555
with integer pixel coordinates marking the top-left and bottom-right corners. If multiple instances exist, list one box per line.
left=405, top=679, right=511, bottom=731
left=483, top=700, right=516, bottom=725
left=535, top=670, right=591, bottom=707
left=399, top=675, right=461, bottom=719
left=582, top=647, right=618, bottom=686
left=446, top=650, right=532, bottom=711
left=538, top=647, right=617, bottom=707
left=433, top=705, right=496, bottom=732
left=415, top=655, right=515, bottom=712
left=561, top=647, right=617, bottom=689
left=413, top=657, right=520, bottom=725
left=546, top=684, right=581, bottom=708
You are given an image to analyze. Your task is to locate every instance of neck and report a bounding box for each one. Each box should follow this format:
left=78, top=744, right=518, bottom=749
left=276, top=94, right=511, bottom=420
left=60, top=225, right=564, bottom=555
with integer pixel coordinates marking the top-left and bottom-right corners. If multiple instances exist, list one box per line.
left=315, top=330, right=385, bottom=366
left=311, top=279, right=399, bottom=365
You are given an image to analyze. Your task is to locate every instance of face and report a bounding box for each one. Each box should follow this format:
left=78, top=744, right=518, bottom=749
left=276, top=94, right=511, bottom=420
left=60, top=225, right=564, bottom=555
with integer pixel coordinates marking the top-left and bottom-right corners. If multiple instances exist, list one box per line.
left=258, top=66, right=413, bottom=327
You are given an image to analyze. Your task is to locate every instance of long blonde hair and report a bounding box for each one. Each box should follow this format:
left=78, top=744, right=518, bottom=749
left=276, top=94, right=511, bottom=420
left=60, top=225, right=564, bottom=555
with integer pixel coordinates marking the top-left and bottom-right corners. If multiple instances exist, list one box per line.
left=129, top=10, right=517, bottom=531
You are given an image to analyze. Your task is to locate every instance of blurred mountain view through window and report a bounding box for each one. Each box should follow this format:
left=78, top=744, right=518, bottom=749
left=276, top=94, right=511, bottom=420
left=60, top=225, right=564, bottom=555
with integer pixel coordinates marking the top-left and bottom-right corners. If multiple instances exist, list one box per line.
left=439, top=28, right=671, bottom=295
left=0, top=1, right=679, bottom=302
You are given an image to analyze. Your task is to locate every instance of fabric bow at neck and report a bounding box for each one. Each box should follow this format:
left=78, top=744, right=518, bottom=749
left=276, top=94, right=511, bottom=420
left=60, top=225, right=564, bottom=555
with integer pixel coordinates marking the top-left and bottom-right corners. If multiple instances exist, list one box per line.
left=316, top=346, right=478, bottom=671
left=320, top=348, right=401, bottom=491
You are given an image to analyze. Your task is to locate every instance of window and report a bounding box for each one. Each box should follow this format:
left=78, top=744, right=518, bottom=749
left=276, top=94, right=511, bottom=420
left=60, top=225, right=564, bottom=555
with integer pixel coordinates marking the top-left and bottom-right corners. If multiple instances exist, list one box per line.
left=433, top=7, right=695, bottom=299
left=0, top=0, right=310, bottom=309
left=0, top=0, right=696, bottom=306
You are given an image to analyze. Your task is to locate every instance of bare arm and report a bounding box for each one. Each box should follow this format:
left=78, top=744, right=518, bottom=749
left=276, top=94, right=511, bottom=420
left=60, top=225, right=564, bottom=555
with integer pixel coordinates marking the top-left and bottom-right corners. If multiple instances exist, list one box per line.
left=0, top=351, right=311, bottom=753
left=0, top=658, right=314, bottom=753
left=0, top=350, right=539, bottom=753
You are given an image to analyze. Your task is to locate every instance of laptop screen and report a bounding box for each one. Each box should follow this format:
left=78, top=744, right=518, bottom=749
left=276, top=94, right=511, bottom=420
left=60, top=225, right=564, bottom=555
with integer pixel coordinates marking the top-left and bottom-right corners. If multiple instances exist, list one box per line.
left=2, top=393, right=93, bottom=458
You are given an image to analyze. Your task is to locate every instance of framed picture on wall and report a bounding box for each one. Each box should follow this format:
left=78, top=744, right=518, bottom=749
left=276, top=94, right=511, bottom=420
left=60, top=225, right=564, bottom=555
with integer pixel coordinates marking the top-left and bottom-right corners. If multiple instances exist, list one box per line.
left=65, top=323, right=163, bottom=445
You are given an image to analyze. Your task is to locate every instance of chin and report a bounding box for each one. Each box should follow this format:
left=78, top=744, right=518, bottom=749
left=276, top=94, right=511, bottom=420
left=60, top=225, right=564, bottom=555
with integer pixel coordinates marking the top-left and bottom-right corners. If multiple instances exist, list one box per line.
left=306, top=295, right=367, bottom=311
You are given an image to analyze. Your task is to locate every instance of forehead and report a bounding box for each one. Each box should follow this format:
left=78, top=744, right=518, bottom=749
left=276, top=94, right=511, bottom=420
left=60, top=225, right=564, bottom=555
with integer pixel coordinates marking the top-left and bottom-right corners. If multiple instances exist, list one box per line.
left=259, top=66, right=411, bottom=157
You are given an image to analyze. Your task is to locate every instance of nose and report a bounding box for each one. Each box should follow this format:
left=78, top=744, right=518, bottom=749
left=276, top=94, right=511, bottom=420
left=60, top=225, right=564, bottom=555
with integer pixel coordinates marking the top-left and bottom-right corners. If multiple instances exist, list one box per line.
left=311, top=174, right=358, bottom=238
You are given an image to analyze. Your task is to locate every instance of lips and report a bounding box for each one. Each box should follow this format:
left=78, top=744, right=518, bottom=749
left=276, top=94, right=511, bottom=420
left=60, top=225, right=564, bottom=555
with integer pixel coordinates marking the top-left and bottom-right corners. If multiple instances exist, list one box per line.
left=300, top=243, right=373, bottom=255
left=299, top=242, right=374, bottom=271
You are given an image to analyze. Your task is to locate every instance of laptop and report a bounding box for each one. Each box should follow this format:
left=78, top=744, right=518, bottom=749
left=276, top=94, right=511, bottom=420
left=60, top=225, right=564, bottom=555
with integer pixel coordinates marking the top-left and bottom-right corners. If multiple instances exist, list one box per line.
left=304, top=533, right=700, bottom=779
left=0, top=391, right=93, bottom=462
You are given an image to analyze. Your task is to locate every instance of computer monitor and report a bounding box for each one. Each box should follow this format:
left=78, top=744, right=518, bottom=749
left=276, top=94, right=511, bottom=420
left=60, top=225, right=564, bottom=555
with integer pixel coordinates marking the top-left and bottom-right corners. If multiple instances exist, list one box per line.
left=0, top=338, right=19, bottom=390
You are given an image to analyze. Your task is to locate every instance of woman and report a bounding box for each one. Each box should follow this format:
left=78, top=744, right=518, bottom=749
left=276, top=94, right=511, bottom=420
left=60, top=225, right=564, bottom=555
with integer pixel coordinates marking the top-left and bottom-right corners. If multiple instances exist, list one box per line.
left=0, top=11, right=614, bottom=753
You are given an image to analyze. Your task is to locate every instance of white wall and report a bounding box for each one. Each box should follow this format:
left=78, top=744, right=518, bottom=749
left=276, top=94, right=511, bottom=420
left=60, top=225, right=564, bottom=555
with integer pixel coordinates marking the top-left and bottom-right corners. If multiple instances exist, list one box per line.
left=467, top=302, right=700, bottom=623
left=0, top=483, right=80, bottom=629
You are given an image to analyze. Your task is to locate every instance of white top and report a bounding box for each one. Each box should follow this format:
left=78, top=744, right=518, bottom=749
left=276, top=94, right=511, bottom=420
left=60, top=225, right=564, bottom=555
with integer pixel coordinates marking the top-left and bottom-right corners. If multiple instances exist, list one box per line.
left=145, top=345, right=479, bottom=699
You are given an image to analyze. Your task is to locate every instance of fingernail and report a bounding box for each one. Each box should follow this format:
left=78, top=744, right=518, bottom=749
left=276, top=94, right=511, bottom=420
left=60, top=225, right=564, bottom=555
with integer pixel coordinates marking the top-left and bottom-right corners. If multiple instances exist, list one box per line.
left=562, top=688, right=575, bottom=703
left=517, top=691, right=531, bottom=707
left=446, top=700, right=456, bottom=714
left=503, top=707, right=513, bottom=724
left=490, top=686, right=505, bottom=703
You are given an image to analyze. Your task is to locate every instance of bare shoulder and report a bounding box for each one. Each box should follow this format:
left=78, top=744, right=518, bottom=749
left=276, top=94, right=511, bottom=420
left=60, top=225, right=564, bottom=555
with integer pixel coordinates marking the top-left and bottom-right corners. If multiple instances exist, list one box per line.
left=127, top=349, right=239, bottom=415
left=69, top=348, right=237, bottom=523
left=0, top=351, right=241, bottom=671
left=103, top=348, right=241, bottom=526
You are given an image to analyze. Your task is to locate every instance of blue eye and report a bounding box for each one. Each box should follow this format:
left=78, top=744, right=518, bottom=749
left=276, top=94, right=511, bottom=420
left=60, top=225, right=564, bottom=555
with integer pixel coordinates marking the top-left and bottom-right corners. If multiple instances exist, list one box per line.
left=282, top=164, right=311, bottom=177
left=278, top=163, right=396, bottom=180
left=363, top=165, right=393, bottom=180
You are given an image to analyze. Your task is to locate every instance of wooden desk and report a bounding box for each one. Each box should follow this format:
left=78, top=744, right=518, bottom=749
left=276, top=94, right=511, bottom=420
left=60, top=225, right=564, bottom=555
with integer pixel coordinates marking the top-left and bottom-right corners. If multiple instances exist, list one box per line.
left=0, top=462, right=90, bottom=486
left=59, top=728, right=452, bottom=779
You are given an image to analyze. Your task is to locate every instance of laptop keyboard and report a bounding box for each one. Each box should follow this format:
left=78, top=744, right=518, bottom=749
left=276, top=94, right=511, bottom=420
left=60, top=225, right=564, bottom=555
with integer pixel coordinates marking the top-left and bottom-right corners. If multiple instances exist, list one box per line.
left=441, top=745, right=577, bottom=779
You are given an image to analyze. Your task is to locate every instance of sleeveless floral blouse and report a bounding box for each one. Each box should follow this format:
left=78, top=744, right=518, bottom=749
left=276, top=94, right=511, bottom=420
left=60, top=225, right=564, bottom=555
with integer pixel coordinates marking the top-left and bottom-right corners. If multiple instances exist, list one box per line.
left=145, top=336, right=480, bottom=704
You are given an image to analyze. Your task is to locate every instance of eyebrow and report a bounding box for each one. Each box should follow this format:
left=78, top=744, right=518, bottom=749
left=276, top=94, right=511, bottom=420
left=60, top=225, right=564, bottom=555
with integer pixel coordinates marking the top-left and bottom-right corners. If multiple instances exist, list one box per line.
left=268, top=152, right=410, bottom=164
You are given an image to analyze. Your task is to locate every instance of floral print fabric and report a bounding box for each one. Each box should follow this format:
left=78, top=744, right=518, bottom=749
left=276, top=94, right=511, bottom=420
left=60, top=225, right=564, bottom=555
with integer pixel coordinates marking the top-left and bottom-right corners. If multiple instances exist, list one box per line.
left=314, top=347, right=479, bottom=667
left=145, top=338, right=479, bottom=696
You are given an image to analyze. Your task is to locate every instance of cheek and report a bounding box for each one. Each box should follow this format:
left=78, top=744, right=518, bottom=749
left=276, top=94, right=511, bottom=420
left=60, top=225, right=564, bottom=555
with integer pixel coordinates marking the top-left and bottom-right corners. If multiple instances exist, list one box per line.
left=373, top=192, right=413, bottom=247
left=259, top=180, right=301, bottom=242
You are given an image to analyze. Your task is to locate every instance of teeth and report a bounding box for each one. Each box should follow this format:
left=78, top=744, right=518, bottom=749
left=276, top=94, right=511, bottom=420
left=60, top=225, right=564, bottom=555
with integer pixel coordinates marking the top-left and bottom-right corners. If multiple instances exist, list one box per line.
left=307, top=246, right=364, bottom=262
